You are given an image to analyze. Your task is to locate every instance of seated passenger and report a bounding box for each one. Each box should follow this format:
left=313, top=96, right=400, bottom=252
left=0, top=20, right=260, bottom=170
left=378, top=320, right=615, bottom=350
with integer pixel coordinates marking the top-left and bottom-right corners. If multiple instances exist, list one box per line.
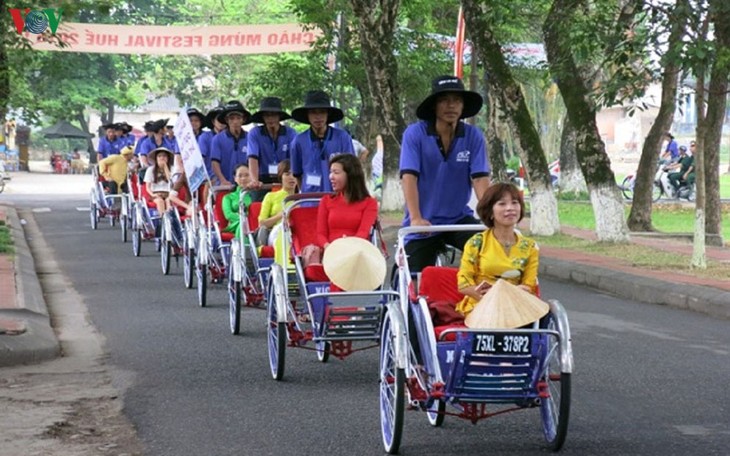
left=301, top=154, right=378, bottom=267
left=456, top=183, right=538, bottom=317
left=144, top=147, right=175, bottom=214
left=99, top=145, right=134, bottom=195
left=255, top=159, right=298, bottom=246
left=222, top=163, right=253, bottom=238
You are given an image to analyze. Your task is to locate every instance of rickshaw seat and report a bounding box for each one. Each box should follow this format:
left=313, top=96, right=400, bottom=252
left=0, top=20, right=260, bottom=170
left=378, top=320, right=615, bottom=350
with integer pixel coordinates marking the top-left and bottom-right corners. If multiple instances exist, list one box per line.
left=289, top=206, right=329, bottom=283
left=419, top=266, right=465, bottom=341
left=140, top=183, right=159, bottom=209
left=260, top=245, right=275, bottom=258
left=247, top=202, right=261, bottom=232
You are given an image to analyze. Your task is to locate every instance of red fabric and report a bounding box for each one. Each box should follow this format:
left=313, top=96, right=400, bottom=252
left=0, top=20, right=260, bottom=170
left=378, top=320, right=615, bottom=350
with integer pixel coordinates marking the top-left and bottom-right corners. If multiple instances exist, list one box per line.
left=304, top=264, right=329, bottom=282
left=248, top=202, right=262, bottom=232
left=434, top=323, right=466, bottom=341
left=140, top=183, right=158, bottom=209
left=419, top=267, right=464, bottom=304
left=213, top=189, right=232, bottom=232
left=221, top=231, right=234, bottom=242
left=129, top=173, right=140, bottom=200
left=419, top=267, right=465, bottom=342
left=289, top=206, right=320, bottom=254
left=316, top=194, right=378, bottom=247
left=260, top=245, right=275, bottom=258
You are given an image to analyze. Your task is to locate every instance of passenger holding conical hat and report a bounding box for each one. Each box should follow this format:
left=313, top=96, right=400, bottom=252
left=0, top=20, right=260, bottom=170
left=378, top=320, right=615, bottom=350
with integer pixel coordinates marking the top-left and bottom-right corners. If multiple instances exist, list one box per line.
left=456, top=183, right=539, bottom=317
left=400, top=75, right=491, bottom=273
left=289, top=90, right=355, bottom=193
left=247, top=97, right=297, bottom=200
left=210, top=100, right=250, bottom=186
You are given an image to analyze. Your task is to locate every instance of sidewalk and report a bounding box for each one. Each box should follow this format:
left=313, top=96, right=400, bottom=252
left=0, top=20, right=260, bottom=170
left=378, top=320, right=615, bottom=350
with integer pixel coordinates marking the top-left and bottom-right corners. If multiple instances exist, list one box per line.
left=0, top=204, right=60, bottom=367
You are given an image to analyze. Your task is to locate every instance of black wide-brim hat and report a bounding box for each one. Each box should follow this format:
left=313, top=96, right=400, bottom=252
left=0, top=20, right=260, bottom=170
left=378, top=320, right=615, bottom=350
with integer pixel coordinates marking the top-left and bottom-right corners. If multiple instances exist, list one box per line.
left=251, top=97, right=291, bottom=124
left=204, top=105, right=225, bottom=129
left=291, top=90, right=344, bottom=124
left=216, top=100, right=252, bottom=126
left=149, top=118, right=169, bottom=133
left=113, top=122, right=132, bottom=133
left=148, top=147, right=174, bottom=163
left=101, top=123, right=116, bottom=130
left=416, top=75, right=483, bottom=121
left=186, top=108, right=206, bottom=123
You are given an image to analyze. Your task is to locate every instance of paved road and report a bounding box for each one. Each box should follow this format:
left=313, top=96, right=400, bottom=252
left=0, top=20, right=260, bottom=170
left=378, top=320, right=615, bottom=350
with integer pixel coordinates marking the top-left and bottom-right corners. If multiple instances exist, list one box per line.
left=4, top=176, right=730, bottom=456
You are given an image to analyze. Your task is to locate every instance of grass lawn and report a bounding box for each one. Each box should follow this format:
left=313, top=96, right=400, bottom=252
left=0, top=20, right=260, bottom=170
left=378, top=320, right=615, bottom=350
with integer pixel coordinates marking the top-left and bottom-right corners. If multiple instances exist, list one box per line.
left=556, top=201, right=730, bottom=240
left=0, top=225, right=13, bottom=254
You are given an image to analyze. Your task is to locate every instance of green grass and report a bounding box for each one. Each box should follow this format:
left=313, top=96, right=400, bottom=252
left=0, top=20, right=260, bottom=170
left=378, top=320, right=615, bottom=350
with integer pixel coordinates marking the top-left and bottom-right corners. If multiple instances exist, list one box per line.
left=556, top=201, right=730, bottom=240
left=0, top=225, right=13, bottom=254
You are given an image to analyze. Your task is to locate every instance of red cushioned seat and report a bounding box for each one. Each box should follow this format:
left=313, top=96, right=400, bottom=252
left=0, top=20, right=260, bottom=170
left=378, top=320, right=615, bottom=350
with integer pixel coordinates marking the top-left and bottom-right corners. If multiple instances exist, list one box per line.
left=304, top=264, right=329, bottom=282
left=247, top=202, right=261, bottom=232
left=418, top=267, right=465, bottom=341
left=221, top=231, right=234, bottom=242
left=260, top=245, right=275, bottom=258
left=140, top=183, right=158, bottom=209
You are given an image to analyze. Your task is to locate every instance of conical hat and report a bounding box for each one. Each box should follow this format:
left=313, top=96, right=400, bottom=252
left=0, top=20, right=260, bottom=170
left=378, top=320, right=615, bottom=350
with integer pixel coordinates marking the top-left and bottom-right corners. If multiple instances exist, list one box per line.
left=465, top=279, right=549, bottom=329
left=322, top=237, right=386, bottom=291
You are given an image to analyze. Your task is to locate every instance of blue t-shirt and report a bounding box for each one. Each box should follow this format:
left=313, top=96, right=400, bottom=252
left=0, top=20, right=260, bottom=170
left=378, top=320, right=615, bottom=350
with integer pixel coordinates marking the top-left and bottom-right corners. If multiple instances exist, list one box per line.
left=399, top=120, right=489, bottom=227
left=134, top=136, right=149, bottom=156
left=97, top=137, right=117, bottom=158
left=247, top=125, right=297, bottom=180
left=211, top=129, right=248, bottom=183
left=197, top=130, right=215, bottom=178
left=290, top=127, right=354, bottom=192
left=666, top=139, right=679, bottom=161
left=139, top=136, right=179, bottom=156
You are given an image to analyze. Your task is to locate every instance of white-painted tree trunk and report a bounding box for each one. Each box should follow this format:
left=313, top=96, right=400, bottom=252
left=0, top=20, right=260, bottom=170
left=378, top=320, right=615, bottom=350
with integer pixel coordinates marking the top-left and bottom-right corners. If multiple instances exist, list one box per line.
left=380, top=172, right=404, bottom=212
left=559, top=168, right=586, bottom=194
left=691, top=209, right=707, bottom=269
left=529, top=188, right=560, bottom=236
left=589, top=183, right=630, bottom=242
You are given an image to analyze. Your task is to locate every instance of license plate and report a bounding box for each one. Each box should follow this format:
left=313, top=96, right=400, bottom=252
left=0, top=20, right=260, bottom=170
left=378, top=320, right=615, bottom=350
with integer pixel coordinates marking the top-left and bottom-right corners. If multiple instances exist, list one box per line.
left=471, top=333, right=531, bottom=354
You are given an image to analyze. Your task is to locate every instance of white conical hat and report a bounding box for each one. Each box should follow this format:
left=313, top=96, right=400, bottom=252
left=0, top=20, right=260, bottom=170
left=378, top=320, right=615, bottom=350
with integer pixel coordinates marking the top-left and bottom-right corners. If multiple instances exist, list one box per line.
left=322, top=237, right=386, bottom=291
left=465, top=279, right=549, bottom=329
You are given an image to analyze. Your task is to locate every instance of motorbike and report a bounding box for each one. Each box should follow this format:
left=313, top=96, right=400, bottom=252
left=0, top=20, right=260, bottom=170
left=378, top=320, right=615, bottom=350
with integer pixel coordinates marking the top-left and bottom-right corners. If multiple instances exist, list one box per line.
left=620, top=164, right=695, bottom=202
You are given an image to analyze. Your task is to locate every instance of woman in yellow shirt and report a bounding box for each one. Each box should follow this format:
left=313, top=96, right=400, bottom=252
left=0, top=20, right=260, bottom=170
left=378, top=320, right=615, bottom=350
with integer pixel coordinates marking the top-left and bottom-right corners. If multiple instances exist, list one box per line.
left=456, top=183, right=539, bottom=316
left=256, top=159, right=298, bottom=246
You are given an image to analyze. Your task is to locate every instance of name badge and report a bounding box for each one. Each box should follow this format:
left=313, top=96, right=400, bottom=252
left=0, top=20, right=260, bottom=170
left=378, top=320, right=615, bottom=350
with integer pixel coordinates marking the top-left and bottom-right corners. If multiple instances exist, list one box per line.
left=268, top=164, right=278, bottom=175
left=305, top=174, right=322, bottom=187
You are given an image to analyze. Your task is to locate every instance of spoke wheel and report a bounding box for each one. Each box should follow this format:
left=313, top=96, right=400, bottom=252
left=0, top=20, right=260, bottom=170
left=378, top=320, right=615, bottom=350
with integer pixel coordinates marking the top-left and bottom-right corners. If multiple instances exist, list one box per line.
left=426, top=400, right=445, bottom=427
left=161, top=241, right=171, bottom=275
left=620, top=175, right=634, bottom=200
left=197, top=261, right=208, bottom=308
left=121, top=214, right=128, bottom=242
left=132, top=229, right=141, bottom=257
left=267, top=265, right=286, bottom=381
left=380, top=312, right=405, bottom=455
left=652, top=182, right=663, bottom=202
left=541, top=318, right=571, bottom=451
left=183, top=245, right=195, bottom=289
left=316, top=341, right=330, bottom=363
left=90, top=201, right=98, bottom=230
left=229, top=274, right=242, bottom=335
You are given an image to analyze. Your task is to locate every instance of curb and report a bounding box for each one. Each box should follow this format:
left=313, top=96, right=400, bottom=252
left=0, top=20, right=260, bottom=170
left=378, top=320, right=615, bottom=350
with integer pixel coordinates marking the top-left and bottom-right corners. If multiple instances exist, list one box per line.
left=0, top=206, right=60, bottom=367
left=539, top=257, right=730, bottom=319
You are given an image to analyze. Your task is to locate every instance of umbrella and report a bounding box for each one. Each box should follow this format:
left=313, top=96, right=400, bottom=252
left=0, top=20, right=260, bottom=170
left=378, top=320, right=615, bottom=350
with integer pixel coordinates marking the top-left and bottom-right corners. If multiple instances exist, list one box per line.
left=39, top=121, right=94, bottom=139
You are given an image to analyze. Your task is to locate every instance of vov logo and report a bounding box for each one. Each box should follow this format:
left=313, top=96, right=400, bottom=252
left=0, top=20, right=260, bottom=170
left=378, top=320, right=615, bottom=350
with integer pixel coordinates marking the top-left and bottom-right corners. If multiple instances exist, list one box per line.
left=8, top=8, right=63, bottom=34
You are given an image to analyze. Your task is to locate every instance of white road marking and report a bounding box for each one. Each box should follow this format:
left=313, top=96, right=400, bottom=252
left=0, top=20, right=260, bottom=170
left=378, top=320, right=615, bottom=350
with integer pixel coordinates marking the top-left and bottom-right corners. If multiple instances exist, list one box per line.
left=32, top=207, right=51, bottom=213
left=76, top=207, right=91, bottom=211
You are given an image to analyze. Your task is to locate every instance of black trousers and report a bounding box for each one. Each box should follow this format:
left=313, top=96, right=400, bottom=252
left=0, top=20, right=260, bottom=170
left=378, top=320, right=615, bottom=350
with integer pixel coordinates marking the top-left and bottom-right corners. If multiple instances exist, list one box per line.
left=404, top=215, right=481, bottom=273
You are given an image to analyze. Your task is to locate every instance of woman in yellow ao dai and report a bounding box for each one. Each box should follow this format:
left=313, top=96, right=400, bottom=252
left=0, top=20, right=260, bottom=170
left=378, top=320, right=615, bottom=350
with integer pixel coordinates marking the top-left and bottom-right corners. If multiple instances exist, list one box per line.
left=456, top=183, right=539, bottom=316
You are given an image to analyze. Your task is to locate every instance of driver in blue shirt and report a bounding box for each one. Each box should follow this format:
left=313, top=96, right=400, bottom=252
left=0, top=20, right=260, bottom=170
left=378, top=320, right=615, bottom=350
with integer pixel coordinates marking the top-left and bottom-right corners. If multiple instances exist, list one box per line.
left=210, top=100, right=250, bottom=186
left=289, top=90, right=354, bottom=192
left=399, top=75, right=491, bottom=273
left=198, top=105, right=226, bottom=181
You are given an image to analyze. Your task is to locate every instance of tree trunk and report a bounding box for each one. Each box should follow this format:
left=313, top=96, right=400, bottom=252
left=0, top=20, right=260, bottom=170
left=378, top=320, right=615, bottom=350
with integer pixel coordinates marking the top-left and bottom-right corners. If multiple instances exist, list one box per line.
left=702, top=0, right=730, bottom=247
left=463, top=0, right=559, bottom=236
left=627, top=0, right=688, bottom=232
left=691, top=14, right=710, bottom=269
left=349, top=0, right=407, bottom=211
left=558, top=113, right=586, bottom=193
left=485, top=88, right=509, bottom=182
left=544, top=0, right=629, bottom=242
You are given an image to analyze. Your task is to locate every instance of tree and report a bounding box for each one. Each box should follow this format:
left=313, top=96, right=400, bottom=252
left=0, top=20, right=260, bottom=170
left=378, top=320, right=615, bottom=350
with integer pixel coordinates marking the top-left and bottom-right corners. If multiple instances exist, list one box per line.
left=462, top=0, right=560, bottom=236
left=543, top=0, right=630, bottom=242
left=627, top=0, right=690, bottom=232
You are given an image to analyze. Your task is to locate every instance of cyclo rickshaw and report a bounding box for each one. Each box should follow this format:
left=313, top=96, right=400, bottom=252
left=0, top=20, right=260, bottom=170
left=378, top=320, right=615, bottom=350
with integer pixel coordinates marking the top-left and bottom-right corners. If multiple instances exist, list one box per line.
left=89, top=165, right=123, bottom=230
left=265, top=193, right=398, bottom=381
left=379, top=225, right=573, bottom=454
left=129, top=170, right=161, bottom=257
left=227, top=185, right=277, bottom=335
left=194, top=184, right=234, bottom=307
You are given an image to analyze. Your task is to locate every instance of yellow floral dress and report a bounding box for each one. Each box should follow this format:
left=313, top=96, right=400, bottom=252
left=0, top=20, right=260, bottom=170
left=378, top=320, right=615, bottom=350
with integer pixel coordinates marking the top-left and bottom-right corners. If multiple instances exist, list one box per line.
left=455, top=229, right=539, bottom=316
